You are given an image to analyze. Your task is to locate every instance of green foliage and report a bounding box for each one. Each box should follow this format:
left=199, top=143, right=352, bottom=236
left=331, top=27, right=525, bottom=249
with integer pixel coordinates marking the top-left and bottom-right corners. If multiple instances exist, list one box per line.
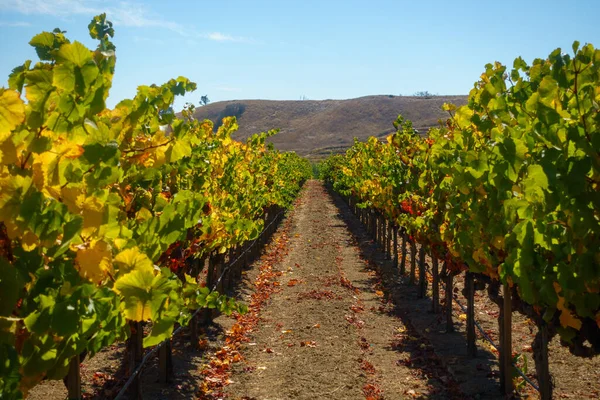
left=323, top=43, right=600, bottom=346
left=0, top=15, right=311, bottom=397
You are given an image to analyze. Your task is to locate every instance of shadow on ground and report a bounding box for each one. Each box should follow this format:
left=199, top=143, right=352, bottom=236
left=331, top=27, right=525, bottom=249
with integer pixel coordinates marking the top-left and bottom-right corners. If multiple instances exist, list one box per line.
left=327, top=187, right=505, bottom=400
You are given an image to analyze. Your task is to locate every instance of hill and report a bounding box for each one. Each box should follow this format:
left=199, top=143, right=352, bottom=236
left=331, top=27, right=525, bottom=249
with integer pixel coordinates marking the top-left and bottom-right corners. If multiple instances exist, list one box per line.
left=192, top=95, right=468, bottom=158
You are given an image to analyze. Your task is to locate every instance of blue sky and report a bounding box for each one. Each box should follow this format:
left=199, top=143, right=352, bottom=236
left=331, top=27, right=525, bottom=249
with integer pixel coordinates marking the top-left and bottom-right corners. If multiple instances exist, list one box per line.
left=1, top=0, right=599, bottom=110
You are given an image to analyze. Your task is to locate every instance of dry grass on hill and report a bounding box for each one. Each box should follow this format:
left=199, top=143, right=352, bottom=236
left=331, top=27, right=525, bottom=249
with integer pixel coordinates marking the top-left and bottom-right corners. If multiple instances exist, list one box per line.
left=192, top=95, right=468, bottom=159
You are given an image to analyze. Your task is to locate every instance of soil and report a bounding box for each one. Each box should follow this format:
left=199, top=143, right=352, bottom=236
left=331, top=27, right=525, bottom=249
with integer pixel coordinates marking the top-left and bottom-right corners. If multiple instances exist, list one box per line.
left=26, top=180, right=599, bottom=399
left=222, top=181, right=465, bottom=399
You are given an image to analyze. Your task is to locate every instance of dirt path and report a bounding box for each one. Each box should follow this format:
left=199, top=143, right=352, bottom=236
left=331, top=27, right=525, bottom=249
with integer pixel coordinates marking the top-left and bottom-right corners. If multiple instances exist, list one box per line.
left=25, top=179, right=598, bottom=399
left=223, top=180, right=462, bottom=400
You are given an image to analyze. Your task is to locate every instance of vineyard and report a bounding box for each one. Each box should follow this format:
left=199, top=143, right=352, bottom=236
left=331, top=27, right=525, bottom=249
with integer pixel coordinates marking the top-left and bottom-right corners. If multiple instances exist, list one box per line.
left=320, top=42, right=600, bottom=399
left=0, top=15, right=312, bottom=399
left=1, top=12, right=599, bottom=400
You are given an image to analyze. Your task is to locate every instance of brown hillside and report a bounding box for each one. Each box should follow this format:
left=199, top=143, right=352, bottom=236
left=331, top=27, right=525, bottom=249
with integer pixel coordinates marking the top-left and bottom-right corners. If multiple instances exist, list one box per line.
left=192, top=95, right=468, bottom=158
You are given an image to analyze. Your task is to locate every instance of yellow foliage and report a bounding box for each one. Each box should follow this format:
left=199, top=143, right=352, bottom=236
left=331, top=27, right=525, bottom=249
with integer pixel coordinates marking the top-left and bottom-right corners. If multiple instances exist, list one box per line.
left=114, top=247, right=154, bottom=274
left=75, top=240, right=113, bottom=283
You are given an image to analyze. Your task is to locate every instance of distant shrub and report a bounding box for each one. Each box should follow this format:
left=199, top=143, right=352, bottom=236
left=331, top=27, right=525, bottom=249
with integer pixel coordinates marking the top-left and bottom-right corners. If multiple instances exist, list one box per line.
left=214, top=103, right=246, bottom=131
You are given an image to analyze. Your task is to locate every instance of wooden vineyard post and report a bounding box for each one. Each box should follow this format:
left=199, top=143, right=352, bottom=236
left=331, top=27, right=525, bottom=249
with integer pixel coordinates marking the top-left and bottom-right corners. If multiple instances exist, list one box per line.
left=159, top=339, right=173, bottom=384
left=393, top=226, right=398, bottom=269
left=376, top=213, right=381, bottom=246
left=409, top=240, right=417, bottom=285
left=231, top=246, right=238, bottom=289
left=373, top=213, right=378, bottom=243
left=66, top=355, right=81, bottom=400
left=417, top=246, right=426, bottom=298
left=386, top=220, right=392, bottom=259
left=372, top=210, right=377, bottom=240
left=400, top=230, right=407, bottom=275
left=466, top=272, right=477, bottom=357
left=381, top=217, right=386, bottom=250
left=383, top=218, right=388, bottom=256
left=203, top=254, right=216, bottom=324
left=445, top=270, right=454, bottom=332
left=533, top=322, right=553, bottom=400
left=499, top=283, right=514, bottom=395
left=379, top=215, right=387, bottom=254
left=371, top=209, right=375, bottom=239
left=127, top=321, right=143, bottom=399
left=233, top=245, right=241, bottom=281
left=431, top=257, right=439, bottom=313
left=213, top=252, right=225, bottom=314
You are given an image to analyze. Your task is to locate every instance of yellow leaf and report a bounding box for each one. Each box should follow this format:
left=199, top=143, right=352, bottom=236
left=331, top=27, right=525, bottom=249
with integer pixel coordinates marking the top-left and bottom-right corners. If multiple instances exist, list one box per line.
left=459, top=313, right=467, bottom=321
left=32, top=151, right=59, bottom=193
left=0, top=89, right=25, bottom=140
left=0, top=137, right=17, bottom=165
left=81, top=196, right=105, bottom=231
left=114, top=247, right=154, bottom=274
left=57, top=141, right=84, bottom=159
left=555, top=283, right=582, bottom=330
left=559, top=309, right=582, bottom=330
left=135, top=207, right=152, bottom=222
left=75, top=240, right=113, bottom=282
left=21, top=230, right=39, bottom=251
left=113, top=238, right=129, bottom=250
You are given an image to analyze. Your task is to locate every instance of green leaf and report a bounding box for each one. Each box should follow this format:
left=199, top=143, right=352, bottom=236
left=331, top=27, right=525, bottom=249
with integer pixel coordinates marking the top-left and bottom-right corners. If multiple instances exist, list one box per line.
left=56, top=41, right=93, bottom=68
left=523, top=164, right=549, bottom=200
left=166, top=140, right=192, bottom=163
left=29, top=32, right=56, bottom=60
left=53, top=63, right=75, bottom=92
left=88, top=13, right=114, bottom=40
left=48, top=217, right=83, bottom=258
left=50, top=299, right=79, bottom=336
left=114, top=268, right=179, bottom=322
left=28, top=136, right=52, bottom=154
left=143, top=318, right=174, bottom=347
left=83, top=141, right=119, bottom=164
left=0, top=257, right=25, bottom=316
left=8, top=60, right=32, bottom=92
left=114, top=268, right=155, bottom=321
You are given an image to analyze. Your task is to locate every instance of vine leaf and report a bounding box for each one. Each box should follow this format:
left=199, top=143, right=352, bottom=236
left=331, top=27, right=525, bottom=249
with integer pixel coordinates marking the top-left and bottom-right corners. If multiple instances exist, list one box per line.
left=75, top=240, right=113, bottom=282
left=0, top=89, right=25, bottom=141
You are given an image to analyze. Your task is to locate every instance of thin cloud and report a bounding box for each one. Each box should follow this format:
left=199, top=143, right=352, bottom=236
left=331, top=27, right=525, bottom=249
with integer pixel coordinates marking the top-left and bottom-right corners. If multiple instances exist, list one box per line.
left=0, top=0, right=256, bottom=43
left=0, top=21, right=32, bottom=27
left=203, top=32, right=253, bottom=43
left=0, top=0, right=100, bottom=16
left=0, top=0, right=187, bottom=35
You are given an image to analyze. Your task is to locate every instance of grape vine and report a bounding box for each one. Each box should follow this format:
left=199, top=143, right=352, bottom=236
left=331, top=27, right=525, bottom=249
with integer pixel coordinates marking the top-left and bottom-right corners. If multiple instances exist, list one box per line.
left=0, top=14, right=312, bottom=398
left=321, top=42, right=600, bottom=356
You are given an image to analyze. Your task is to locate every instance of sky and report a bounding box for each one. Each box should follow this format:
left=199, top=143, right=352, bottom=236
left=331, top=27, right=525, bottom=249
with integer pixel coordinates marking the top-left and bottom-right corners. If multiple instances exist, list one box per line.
left=0, top=0, right=599, bottom=111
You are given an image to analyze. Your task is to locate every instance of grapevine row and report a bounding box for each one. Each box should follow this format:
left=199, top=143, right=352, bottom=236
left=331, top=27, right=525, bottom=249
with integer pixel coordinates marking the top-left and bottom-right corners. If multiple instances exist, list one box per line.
left=0, top=14, right=312, bottom=398
left=321, top=41, right=599, bottom=396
